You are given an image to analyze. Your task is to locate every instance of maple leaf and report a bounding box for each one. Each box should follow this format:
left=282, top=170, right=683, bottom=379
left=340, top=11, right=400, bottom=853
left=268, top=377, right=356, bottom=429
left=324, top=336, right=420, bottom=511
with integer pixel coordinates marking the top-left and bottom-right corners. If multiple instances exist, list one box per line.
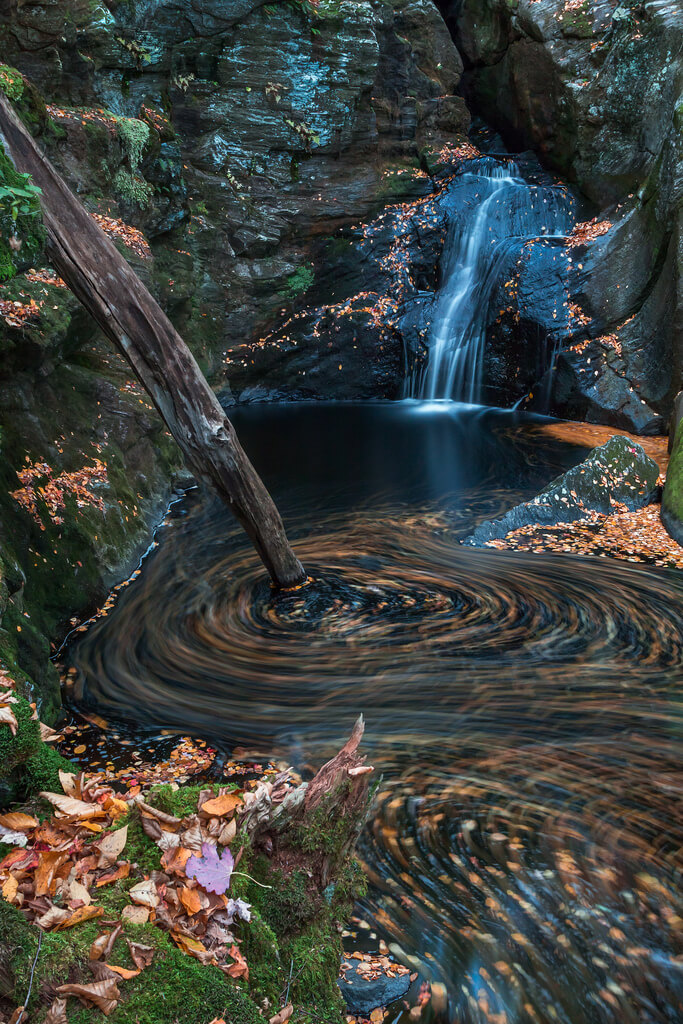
left=185, top=843, right=234, bottom=895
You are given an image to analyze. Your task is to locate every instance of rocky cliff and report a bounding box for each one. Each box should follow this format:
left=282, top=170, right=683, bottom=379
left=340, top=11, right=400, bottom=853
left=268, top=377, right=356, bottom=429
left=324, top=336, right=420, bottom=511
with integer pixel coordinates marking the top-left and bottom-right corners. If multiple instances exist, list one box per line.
left=447, top=0, right=682, bottom=433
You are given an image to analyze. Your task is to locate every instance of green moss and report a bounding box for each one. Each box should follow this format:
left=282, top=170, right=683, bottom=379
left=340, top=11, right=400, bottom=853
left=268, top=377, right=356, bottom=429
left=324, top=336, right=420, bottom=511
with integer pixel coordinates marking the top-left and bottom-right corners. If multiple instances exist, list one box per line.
left=147, top=781, right=231, bottom=819
left=0, top=692, right=42, bottom=783
left=114, top=168, right=153, bottom=207
left=281, top=918, right=346, bottom=1021
left=0, top=143, right=46, bottom=277
left=663, top=421, right=683, bottom=541
left=248, top=860, right=320, bottom=936
left=114, top=116, right=150, bottom=172
left=241, top=909, right=283, bottom=1005
left=23, top=742, right=72, bottom=793
left=0, top=64, right=24, bottom=102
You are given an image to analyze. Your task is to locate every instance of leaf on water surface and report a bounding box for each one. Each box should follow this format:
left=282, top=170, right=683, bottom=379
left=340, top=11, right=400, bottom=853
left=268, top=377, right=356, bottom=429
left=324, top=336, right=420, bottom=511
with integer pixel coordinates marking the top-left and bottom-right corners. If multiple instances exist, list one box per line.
left=57, top=978, right=121, bottom=1016
left=186, top=843, right=234, bottom=895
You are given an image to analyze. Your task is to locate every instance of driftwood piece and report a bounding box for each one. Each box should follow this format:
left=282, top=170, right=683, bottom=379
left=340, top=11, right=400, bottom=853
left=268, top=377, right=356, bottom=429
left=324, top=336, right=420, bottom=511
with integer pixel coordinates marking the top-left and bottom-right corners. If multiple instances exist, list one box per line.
left=0, top=92, right=305, bottom=589
left=258, top=717, right=375, bottom=889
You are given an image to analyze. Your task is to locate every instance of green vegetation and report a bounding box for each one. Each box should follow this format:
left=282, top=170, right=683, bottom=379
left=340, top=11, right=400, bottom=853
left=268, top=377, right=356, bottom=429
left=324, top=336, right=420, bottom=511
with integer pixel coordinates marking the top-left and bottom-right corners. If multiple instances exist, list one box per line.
left=114, top=116, right=150, bottom=172
left=0, top=143, right=45, bottom=281
left=114, top=167, right=154, bottom=206
left=279, top=264, right=315, bottom=302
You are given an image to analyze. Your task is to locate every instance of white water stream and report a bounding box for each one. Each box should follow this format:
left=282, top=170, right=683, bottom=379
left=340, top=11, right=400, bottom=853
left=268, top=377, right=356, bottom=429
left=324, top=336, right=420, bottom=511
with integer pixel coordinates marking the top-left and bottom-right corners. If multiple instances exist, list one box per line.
left=414, top=158, right=574, bottom=403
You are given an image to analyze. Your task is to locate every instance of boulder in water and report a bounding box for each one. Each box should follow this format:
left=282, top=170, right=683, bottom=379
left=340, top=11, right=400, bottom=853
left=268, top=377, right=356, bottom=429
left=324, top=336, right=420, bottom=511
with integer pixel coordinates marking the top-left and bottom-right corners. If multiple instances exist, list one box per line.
left=466, top=435, right=660, bottom=547
left=338, top=962, right=412, bottom=1015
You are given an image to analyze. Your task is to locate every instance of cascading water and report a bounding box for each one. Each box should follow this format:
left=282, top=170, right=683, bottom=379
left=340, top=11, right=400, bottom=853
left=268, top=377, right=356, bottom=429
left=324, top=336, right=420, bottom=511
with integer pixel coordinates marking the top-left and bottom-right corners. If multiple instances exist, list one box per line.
left=414, top=157, right=575, bottom=403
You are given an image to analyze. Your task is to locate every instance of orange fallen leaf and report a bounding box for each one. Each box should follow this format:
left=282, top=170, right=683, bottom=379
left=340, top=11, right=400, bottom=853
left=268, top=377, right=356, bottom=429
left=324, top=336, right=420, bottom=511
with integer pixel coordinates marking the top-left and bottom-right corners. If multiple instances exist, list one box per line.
left=104, top=963, right=141, bottom=979
left=0, top=812, right=38, bottom=830
left=35, top=851, right=69, bottom=897
left=179, top=885, right=203, bottom=916
left=199, top=792, right=243, bottom=817
left=96, top=863, right=131, bottom=887
left=269, top=1004, right=293, bottom=1024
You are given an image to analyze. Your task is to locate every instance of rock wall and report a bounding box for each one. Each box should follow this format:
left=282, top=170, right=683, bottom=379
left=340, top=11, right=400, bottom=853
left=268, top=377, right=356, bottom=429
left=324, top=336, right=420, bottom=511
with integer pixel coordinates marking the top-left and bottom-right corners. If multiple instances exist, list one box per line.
left=0, top=0, right=469, bottom=708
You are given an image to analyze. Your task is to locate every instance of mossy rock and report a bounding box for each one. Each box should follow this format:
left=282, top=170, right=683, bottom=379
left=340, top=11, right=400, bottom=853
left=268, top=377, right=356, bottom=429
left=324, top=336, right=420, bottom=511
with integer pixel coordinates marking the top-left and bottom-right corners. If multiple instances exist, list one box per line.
left=663, top=421, right=683, bottom=546
left=0, top=690, right=71, bottom=805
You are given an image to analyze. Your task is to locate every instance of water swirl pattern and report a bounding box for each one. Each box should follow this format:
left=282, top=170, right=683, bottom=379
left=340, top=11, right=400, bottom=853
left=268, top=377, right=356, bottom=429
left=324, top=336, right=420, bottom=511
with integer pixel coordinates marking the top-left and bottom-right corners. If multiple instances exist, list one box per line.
left=63, top=404, right=683, bottom=1024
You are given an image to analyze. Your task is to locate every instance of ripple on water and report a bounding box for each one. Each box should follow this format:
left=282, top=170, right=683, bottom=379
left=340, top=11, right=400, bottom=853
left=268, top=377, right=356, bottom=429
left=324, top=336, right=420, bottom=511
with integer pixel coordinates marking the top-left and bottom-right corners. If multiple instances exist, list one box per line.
left=63, top=405, right=683, bottom=1024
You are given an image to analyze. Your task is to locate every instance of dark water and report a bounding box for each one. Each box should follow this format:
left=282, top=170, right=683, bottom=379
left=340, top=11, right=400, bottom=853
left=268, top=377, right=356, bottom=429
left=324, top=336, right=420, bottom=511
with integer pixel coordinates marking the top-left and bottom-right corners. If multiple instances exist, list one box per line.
left=63, top=403, right=683, bottom=1024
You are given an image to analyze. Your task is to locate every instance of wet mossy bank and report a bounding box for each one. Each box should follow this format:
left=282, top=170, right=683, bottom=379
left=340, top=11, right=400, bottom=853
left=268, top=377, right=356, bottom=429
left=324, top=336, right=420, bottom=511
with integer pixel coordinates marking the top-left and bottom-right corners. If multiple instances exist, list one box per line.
left=0, top=765, right=371, bottom=1024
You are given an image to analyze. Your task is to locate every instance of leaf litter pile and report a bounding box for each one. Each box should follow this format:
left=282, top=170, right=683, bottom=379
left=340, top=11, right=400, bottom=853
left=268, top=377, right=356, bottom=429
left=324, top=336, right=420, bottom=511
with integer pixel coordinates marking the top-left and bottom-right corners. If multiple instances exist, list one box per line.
left=0, top=765, right=298, bottom=1022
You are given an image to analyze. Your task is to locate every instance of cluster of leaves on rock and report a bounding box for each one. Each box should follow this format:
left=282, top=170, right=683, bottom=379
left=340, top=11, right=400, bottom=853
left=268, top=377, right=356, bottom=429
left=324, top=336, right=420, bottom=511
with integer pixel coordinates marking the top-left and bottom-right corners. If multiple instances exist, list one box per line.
left=11, top=458, right=108, bottom=528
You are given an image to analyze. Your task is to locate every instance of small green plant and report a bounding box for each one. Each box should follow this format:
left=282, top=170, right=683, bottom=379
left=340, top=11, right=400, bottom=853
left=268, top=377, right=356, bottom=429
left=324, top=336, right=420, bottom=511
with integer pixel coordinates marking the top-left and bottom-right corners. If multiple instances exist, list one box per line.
left=279, top=264, right=315, bottom=301
left=285, top=118, right=320, bottom=152
left=171, top=72, right=195, bottom=93
left=0, top=177, right=42, bottom=222
left=115, top=35, right=152, bottom=67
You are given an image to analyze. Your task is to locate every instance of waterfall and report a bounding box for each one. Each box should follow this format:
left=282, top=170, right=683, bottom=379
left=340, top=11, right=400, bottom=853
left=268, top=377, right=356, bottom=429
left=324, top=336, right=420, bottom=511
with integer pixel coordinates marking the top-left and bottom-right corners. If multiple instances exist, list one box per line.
left=414, top=157, right=574, bottom=403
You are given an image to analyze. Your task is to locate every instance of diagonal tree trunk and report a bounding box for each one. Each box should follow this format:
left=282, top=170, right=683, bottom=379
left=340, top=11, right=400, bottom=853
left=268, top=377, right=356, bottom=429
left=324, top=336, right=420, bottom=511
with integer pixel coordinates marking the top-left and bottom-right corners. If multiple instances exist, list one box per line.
left=0, top=92, right=305, bottom=588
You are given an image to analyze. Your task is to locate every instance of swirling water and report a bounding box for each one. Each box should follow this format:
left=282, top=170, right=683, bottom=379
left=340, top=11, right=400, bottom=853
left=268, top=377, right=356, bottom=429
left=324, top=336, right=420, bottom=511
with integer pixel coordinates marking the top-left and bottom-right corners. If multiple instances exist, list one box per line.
left=414, top=158, right=575, bottom=401
left=63, top=403, right=683, bottom=1024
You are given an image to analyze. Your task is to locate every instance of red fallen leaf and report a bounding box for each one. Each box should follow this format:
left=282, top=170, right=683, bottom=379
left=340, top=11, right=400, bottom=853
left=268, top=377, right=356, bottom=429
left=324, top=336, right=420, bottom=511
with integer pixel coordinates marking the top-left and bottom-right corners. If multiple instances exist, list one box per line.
left=223, top=943, right=249, bottom=980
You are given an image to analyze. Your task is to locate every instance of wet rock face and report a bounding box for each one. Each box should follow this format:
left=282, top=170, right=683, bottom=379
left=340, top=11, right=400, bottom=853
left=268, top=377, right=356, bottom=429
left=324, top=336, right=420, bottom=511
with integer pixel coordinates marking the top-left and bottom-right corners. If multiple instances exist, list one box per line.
left=441, top=0, right=682, bottom=433
left=0, top=0, right=470, bottom=703
left=466, top=434, right=660, bottom=547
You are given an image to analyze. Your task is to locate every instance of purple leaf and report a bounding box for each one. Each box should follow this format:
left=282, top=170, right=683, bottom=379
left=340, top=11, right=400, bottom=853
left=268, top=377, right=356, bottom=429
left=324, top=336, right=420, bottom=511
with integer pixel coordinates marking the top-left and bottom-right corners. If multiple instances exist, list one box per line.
left=186, top=842, right=234, bottom=895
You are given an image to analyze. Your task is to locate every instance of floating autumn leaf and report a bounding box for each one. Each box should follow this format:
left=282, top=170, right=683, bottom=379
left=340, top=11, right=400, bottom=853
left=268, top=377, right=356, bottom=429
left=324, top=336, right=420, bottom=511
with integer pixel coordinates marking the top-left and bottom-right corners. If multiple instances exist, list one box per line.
left=269, top=1004, right=293, bottom=1024
left=186, top=843, right=234, bottom=895
left=57, top=977, right=121, bottom=1016
left=199, top=792, right=243, bottom=817
left=96, top=824, right=128, bottom=866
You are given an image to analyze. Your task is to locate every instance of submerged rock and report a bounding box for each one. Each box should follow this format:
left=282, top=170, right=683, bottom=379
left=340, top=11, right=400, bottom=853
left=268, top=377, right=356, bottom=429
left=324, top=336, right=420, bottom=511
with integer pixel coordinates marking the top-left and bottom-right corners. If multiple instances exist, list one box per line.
left=466, top=435, right=660, bottom=547
left=339, top=962, right=412, bottom=1015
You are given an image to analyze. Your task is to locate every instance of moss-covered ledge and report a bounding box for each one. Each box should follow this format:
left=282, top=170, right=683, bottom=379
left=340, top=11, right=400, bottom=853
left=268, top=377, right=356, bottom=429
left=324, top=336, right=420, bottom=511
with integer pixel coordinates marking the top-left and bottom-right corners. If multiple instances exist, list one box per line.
left=0, top=722, right=374, bottom=1024
left=662, top=417, right=683, bottom=546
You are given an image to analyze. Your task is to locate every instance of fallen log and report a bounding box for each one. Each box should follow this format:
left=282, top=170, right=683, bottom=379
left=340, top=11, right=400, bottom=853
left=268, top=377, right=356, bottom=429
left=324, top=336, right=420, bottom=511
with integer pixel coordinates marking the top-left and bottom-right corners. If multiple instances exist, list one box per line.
left=0, top=92, right=305, bottom=589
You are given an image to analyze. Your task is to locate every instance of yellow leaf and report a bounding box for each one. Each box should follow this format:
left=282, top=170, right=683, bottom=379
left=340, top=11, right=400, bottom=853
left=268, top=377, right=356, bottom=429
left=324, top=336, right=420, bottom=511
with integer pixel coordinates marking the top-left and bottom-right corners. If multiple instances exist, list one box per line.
left=58, top=905, right=104, bottom=930
left=104, top=964, right=141, bottom=979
